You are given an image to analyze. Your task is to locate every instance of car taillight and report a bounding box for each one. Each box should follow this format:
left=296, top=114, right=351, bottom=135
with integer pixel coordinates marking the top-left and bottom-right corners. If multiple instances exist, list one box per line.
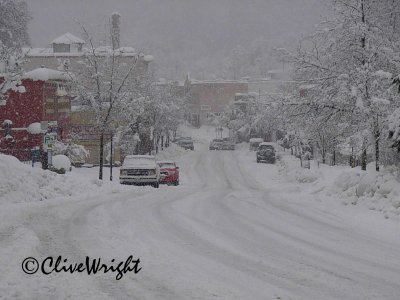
left=148, top=169, right=156, bottom=175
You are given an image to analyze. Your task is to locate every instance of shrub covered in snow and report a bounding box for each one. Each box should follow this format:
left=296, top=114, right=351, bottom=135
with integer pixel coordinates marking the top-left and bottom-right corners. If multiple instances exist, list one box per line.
left=51, top=155, right=71, bottom=173
left=52, top=141, right=88, bottom=166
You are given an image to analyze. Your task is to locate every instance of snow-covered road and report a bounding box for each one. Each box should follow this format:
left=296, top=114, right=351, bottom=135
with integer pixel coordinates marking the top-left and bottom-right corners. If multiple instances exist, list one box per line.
left=1, top=146, right=400, bottom=299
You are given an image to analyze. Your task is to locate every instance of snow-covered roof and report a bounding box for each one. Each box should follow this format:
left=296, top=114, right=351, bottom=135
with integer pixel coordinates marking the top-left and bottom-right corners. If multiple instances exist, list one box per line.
left=122, top=155, right=157, bottom=169
left=249, top=138, right=263, bottom=143
left=94, top=46, right=138, bottom=56
left=267, top=69, right=281, bottom=74
left=23, top=47, right=83, bottom=57
left=22, top=67, right=71, bottom=81
left=23, top=46, right=153, bottom=59
left=299, top=84, right=317, bottom=90
left=125, top=155, right=155, bottom=160
left=190, top=79, right=247, bottom=85
left=51, top=33, right=85, bottom=45
left=259, top=142, right=277, bottom=147
left=143, top=55, right=154, bottom=62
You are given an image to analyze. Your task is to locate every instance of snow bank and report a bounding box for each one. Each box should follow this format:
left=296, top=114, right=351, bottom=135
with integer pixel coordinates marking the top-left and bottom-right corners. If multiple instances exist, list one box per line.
left=333, top=168, right=400, bottom=217
left=279, top=153, right=400, bottom=219
left=279, top=154, right=322, bottom=183
left=0, top=154, right=57, bottom=203
left=0, top=154, right=134, bottom=204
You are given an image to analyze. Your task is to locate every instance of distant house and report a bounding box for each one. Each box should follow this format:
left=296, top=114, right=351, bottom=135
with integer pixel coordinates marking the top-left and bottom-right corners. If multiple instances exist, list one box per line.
left=0, top=67, right=72, bottom=161
left=51, top=32, right=85, bottom=53
left=184, top=77, right=248, bottom=127
left=23, top=33, right=153, bottom=75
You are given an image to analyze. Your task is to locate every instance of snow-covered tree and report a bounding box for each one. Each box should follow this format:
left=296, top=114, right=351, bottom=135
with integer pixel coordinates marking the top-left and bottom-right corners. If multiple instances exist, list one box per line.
left=282, top=0, right=400, bottom=171
left=0, top=0, right=31, bottom=104
left=0, top=0, right=30, bottom=48
left=139, top=80, right=188, bottom=153
left=71, top=24, right=147, bottom=180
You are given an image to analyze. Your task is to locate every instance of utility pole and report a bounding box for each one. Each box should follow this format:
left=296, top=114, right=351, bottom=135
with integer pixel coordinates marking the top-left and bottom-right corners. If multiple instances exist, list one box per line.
left=110, top=133, right=113, bottom=181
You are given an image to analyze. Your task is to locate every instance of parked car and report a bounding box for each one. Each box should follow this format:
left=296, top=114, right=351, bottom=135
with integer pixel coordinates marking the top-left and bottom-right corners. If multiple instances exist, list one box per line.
left=249, top=138, right=263, bottom=151
left=209, top=139, right=224, bottom=150
left=158, top=161, right=179, bottom=186
left=221, top=138, right=235, bottom=150
left=172, top=136, right=185, bottom=143
left=119, top=155, right=160, bottom=187
left=256, top=142, right=276, bottom=163
left=178, top=137, right=194, bottom=150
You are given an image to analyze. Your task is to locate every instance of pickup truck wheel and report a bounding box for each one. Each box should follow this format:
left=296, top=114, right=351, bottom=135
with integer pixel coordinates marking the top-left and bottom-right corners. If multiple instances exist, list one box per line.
left=174, top=180, right=179, bottom=186
left=154, top=182, right=159, bottom=188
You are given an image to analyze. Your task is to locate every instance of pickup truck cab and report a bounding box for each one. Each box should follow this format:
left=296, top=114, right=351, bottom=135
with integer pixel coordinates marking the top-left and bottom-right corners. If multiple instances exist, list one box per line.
left=119, top=155, right=160, bottom=187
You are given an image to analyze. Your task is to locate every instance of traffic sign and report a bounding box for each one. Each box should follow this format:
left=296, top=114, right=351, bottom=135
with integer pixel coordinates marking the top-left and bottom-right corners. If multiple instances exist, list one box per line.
left=43, top=133, right=57, bottom=145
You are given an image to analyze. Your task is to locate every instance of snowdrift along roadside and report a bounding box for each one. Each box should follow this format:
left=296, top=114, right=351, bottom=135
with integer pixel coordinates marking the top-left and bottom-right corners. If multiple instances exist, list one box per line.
left=0, top=154, right=136, bottom=204
left=279, top=154, right=400, bottom=219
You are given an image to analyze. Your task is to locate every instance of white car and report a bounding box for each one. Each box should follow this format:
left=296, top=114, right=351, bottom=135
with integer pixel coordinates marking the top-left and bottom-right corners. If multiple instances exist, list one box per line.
left=119, top=155, right=160, bottom=188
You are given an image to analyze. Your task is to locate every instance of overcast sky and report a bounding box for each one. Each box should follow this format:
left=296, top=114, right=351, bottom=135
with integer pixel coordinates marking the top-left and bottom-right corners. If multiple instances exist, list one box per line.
left=25, top=0, right=327, bottom=79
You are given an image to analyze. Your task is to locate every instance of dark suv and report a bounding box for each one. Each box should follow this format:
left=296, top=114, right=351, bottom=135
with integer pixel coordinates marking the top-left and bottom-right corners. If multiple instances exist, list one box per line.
left=256, top=143, right=276, bottom=163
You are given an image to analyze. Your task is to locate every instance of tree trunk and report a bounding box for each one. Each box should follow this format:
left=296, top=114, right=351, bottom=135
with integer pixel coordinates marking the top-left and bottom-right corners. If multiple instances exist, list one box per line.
left=333, top=150, right=336, bottom=166
left=110, top=133, right=113, bottom=181
left=99, top=132, right=104, bottom=180
left=350, top=147, right=354, bottom=168
left=375, top=131, right=380, bottom=172
left=361, top=147, right=367, bottom=171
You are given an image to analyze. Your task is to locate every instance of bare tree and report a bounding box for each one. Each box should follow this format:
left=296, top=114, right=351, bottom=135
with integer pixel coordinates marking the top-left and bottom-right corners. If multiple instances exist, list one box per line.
left=71, top=23, right=142, bottom=180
